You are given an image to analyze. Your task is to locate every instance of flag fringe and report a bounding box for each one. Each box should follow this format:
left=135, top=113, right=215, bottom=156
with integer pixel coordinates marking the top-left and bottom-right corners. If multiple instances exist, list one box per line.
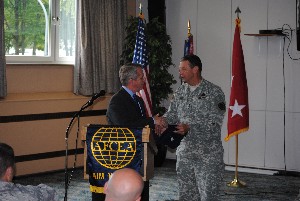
left=225, top=127, right=249, bottom=142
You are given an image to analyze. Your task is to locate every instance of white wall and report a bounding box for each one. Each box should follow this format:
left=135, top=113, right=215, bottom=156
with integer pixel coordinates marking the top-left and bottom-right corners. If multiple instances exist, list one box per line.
left=165, top=0, right=300, bottom=172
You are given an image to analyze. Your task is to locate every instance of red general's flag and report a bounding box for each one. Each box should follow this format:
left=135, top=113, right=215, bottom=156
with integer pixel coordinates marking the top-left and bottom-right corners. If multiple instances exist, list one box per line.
left=225, top=18, right=249, bottom=141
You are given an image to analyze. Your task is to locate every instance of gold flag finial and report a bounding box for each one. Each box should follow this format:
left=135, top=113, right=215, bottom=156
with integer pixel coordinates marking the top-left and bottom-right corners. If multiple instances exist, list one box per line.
left=188, top=20, right=191, bottom=36
left=139, top=3, right=144, bottom=19
left=139, top=3, right=142, bottom=14
left=235, top=7, right=241, bottom=32
left=235, top=7, right=241, bottom=18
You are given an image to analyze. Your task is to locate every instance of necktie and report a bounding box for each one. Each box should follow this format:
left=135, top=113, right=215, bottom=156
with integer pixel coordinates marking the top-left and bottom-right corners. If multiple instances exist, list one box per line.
left=133, top=94, right=144, bottom=117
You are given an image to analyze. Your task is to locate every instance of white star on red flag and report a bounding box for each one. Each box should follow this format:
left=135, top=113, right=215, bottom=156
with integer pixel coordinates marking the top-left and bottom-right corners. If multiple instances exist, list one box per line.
left=229, top=99, right=246, bottom=117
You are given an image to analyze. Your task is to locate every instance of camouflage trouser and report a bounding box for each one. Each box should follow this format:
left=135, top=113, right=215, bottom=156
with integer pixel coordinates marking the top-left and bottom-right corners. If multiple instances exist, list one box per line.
left=176, top=151, right=224, bottom=201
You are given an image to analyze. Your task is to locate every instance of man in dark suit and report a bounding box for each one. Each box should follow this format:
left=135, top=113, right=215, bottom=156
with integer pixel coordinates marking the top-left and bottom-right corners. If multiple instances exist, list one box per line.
left=91, top=63, right=165, bottom=201
left=107, top=63, right=165, bottom=128
left=107, top=63, right=155, bottom=127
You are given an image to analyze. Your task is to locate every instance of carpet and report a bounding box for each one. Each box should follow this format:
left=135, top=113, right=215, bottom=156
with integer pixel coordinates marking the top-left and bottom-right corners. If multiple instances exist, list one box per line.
left=14, top=159, right=300, bottom=201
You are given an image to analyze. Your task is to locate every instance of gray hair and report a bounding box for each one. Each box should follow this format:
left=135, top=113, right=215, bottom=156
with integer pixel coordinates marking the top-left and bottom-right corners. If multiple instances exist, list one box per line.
left=119, top=63, right=143, bottom=86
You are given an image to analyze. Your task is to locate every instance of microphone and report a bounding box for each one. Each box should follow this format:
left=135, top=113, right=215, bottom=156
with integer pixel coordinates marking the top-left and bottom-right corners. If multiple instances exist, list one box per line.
left=91, top=90, right=106, bottom=101
left=85, top=90, right=106, bottom=108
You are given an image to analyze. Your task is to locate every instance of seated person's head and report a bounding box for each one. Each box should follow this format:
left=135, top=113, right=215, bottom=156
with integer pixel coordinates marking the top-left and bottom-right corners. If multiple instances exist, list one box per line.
left=0, top=143, right=15, bottom=182
left=104, top=168, right=144, bottom=201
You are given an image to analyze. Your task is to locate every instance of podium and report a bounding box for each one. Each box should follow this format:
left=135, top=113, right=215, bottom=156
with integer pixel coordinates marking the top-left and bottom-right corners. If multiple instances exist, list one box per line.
left=81, top=124, right=157, bottom=185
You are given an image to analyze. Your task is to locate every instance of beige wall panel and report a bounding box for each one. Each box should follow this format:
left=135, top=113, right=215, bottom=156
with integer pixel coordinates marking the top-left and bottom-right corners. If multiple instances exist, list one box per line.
left=0, top=116, right=107, bottom=155
left=15, top=155, right=85, bottom=176
left=0, top=93, right=110, bottom=116
left=6, top=65, right=74, bottom=93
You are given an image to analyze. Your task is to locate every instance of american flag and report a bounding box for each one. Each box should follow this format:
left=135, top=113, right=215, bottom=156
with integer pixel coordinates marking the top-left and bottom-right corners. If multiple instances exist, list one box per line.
left=132, top=16, right=153, bottom=117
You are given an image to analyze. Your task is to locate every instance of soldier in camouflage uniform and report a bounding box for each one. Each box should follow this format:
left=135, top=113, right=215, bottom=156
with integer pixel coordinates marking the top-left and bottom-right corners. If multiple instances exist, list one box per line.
left=163, top=55, right=226, bottom=201
left=0, top=143, right=59, bottom=201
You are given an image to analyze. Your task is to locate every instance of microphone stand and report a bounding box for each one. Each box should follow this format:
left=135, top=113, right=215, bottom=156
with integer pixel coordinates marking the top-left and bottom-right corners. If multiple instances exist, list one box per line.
left=64, top=91, right=105, bottom=201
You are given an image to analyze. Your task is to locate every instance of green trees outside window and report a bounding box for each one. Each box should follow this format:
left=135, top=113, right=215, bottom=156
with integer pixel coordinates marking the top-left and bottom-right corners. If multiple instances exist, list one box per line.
left=4, top=0, right=75, bottom=62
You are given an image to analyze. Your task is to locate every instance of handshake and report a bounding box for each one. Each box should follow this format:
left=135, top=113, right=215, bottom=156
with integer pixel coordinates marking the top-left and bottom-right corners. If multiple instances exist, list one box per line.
left=153, top=114, right=190, bottom=136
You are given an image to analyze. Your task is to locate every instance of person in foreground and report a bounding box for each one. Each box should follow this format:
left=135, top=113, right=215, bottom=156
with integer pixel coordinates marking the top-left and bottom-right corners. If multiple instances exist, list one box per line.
left=162, top=54, right=226, bottom=201
left=104, top=168, right=144, bottom=201
left=0, top=142, right=59, bottom=201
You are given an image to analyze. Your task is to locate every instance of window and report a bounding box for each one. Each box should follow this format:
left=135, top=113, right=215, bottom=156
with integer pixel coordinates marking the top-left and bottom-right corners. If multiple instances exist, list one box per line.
left=4, top=0, right=76, bottom=63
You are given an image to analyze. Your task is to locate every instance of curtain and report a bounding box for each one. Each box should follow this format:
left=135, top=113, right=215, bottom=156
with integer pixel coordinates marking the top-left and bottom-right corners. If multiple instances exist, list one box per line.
left=0, top=0, right=7, bottom=98
left=74, top=0, right=128, bottom=95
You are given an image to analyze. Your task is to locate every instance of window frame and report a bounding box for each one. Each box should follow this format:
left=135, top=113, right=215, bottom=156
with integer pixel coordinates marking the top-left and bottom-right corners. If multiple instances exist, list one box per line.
left=5, top=0, right=75, bottom=64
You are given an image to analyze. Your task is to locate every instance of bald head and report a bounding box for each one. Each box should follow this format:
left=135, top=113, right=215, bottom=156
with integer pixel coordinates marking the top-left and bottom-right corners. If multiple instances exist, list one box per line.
left=104, top=168, right=144, bottom=201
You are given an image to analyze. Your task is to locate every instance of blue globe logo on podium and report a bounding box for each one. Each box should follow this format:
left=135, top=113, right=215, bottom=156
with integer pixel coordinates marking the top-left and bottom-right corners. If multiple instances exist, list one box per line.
left=91, top=127, right=137, bottom=169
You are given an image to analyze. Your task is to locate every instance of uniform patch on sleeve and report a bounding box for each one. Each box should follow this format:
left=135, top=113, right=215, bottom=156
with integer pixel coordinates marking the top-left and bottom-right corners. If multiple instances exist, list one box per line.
left=170, top=94, right=175, bottom=100
left=218, top=102, right=226, bottom=111
left=198, top=93, right=206, bottom=99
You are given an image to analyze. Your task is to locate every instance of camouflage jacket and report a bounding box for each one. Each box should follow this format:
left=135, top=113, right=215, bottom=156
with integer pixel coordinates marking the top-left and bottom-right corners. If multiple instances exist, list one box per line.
left=164, top=78, right=226, bottom=158
left=0, top=181, right=59, bottom=201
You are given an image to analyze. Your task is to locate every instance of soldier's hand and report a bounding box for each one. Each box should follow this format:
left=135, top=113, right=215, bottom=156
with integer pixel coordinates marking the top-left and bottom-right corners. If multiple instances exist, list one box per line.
left=174, top=123, right=190, bottom=135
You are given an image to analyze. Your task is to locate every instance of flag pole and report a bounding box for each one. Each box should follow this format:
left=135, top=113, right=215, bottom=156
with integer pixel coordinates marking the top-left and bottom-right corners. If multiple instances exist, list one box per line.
left=139, top=3, right=142, bottom=16
left=188, top=19, right=191, bottom=37
left=227, top=7, right=246, bottom=188
left=182, top=19, right=192, bottom=84
left=227, top=135, right=246, bottom=187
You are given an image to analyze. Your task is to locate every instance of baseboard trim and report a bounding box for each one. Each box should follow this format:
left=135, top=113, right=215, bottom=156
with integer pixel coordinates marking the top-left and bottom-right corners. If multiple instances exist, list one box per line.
left=225, top=165, right=278, bottom=175
left=0, top=109, right=107, bottom=123
left=15, top=148, right=84, bottom=162
left=14, top=166, right=84, bottom=179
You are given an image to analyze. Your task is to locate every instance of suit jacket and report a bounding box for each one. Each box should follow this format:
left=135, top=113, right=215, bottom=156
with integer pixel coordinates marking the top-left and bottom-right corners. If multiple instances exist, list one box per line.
left=106, top=88, right=155, bottom=128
